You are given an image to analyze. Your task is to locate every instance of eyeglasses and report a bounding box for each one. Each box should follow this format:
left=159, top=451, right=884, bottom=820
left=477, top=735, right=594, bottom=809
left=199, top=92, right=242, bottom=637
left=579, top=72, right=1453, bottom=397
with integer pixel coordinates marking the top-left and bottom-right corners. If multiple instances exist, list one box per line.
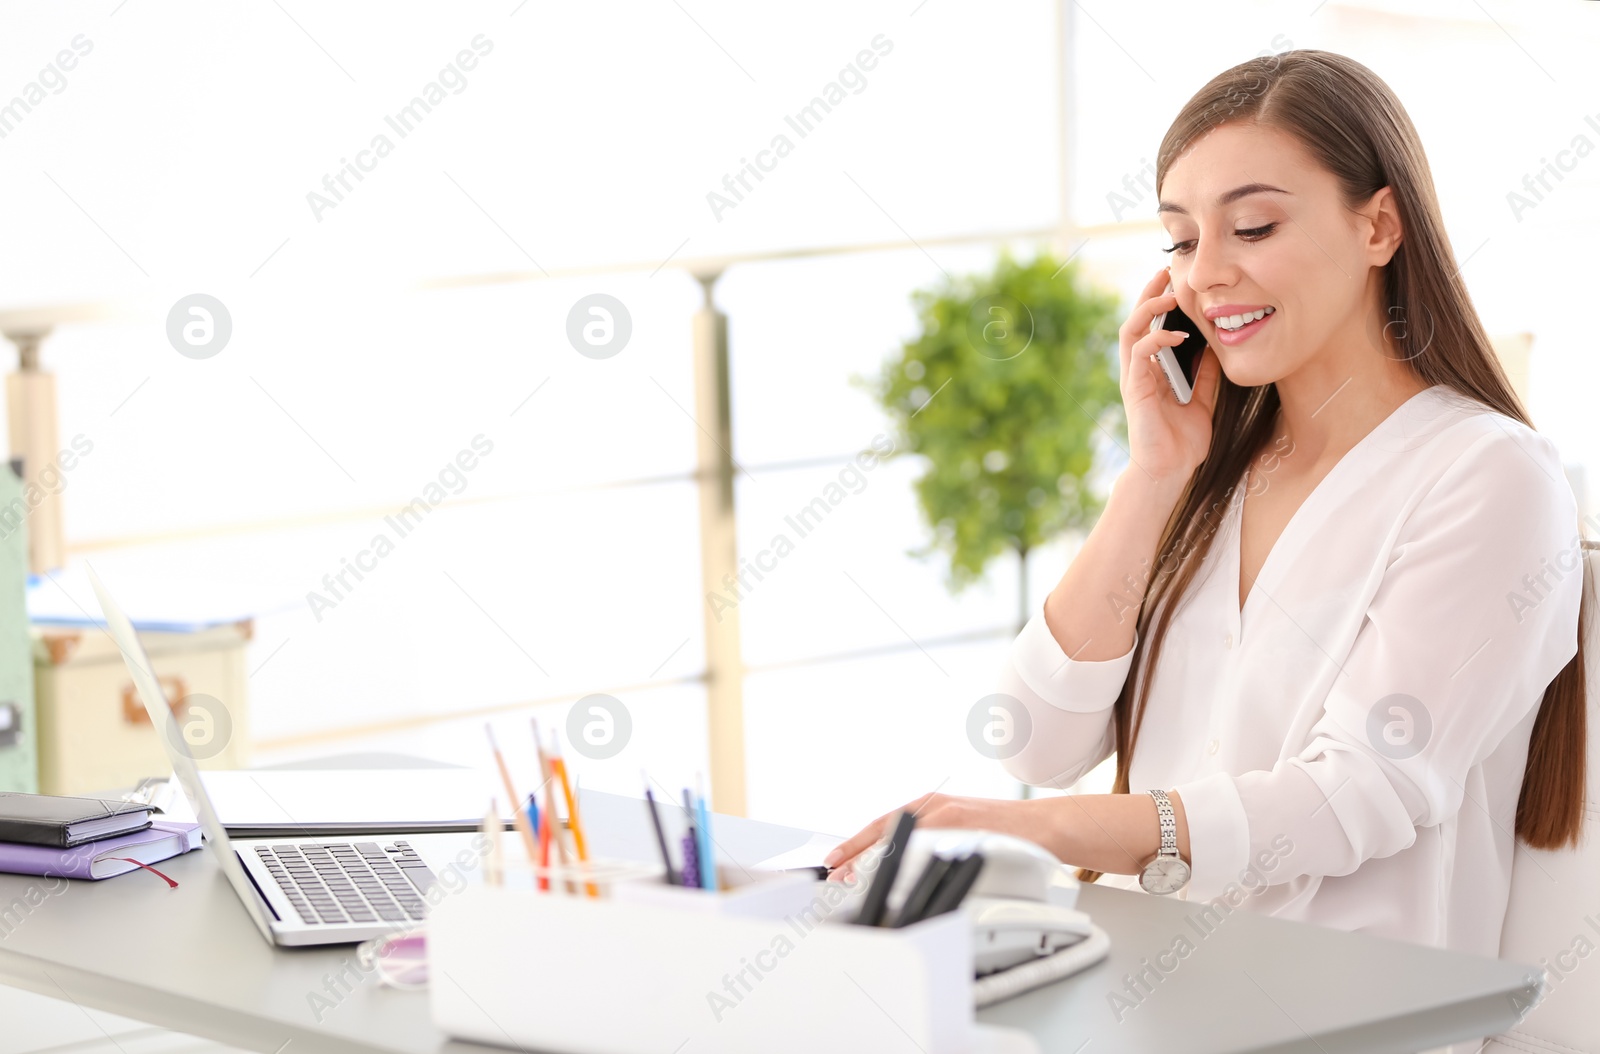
left=356, top=928, right=429, bottom=990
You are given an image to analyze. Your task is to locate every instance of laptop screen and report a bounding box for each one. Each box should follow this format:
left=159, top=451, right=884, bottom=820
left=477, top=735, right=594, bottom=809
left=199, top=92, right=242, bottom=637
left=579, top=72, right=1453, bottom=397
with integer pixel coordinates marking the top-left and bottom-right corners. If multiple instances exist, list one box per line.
left=87, top=566, right=279, bottom=941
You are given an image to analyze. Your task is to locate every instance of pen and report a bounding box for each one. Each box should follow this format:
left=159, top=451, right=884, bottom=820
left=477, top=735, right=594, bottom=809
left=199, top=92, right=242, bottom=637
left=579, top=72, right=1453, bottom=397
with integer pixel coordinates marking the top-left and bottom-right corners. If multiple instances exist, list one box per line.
left=524, top=791, right=544, bottom=892
left=643, top=780, right=678, bottom=886
left=783, top=865, right=833, bottom=880
left=893, top=853, right=955, bottom=928
left=536, top=794, right=553, bottom=891
left=485, top=725, right=541, bottom=866
left=550, top=734, right=597, bottom=898
left=853, top=811, right=917, bottom=927
left=694, top=777, right=716, bottom=891
left=679, top=790, right=700, bottom=889
left=918, top=851, right=986, bottom=920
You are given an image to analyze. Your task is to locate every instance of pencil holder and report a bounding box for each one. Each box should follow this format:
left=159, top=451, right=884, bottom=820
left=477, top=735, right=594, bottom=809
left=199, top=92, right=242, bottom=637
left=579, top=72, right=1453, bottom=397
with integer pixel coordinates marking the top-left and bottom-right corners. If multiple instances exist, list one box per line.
left=427, top=882, right=1004, bottom=1054
left=610, top=863, right=822, bottom=917
left=496, top=856, right=662, bottom=897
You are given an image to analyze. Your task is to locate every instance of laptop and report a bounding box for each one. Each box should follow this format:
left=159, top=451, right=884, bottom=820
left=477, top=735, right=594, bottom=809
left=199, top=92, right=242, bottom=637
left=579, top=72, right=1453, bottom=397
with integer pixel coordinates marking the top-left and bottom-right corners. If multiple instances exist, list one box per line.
left=88, top=567, right=488, bottom=947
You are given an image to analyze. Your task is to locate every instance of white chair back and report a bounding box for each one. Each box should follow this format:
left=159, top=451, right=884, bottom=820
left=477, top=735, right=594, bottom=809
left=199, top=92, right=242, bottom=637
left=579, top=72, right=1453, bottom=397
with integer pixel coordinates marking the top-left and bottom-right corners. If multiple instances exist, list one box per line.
left=1484, top=542, right=1600, bottom=1053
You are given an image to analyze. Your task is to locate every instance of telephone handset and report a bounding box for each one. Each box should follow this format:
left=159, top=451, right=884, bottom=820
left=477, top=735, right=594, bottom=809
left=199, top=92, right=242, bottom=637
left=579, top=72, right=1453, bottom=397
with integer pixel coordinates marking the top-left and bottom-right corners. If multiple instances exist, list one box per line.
left=849, top=828, right=1113, bottom=1005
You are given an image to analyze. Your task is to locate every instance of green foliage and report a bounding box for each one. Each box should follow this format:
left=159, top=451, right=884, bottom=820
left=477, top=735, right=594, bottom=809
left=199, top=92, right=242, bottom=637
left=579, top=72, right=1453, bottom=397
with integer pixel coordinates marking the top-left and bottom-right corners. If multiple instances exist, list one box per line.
left=857, top=250, right=1125, bottom=593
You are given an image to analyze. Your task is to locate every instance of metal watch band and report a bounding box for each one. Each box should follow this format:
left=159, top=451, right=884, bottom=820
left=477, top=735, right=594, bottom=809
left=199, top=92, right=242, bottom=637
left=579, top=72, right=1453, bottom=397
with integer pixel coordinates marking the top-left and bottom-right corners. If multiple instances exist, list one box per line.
left=1149, top=789, right=1177, bottom=856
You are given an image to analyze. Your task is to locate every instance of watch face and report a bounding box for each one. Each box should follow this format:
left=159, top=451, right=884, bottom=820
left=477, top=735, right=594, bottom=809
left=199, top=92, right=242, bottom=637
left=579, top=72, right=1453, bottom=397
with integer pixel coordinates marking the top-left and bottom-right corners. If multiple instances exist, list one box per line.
left=1140, top=855, right=1191, bottom=895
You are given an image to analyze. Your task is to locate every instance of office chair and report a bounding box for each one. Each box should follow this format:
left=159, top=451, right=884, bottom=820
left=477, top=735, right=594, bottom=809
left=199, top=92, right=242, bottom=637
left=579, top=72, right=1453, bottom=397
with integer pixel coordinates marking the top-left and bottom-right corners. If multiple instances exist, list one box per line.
left=1484, top=539, right=1600, bottom=1053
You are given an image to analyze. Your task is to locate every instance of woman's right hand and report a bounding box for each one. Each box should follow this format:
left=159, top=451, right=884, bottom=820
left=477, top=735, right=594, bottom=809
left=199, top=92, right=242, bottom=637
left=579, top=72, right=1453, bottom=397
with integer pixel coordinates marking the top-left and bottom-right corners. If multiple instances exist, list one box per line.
left=1118, top=267, right=1223, bottom=485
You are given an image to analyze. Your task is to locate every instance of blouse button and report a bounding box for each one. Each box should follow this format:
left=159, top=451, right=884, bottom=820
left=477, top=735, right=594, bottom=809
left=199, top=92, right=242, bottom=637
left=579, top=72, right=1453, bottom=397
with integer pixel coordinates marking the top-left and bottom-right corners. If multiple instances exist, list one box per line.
left=1207, top=739, right=1219, bottom=755
left=1224, top=632, right=1234, bottom=648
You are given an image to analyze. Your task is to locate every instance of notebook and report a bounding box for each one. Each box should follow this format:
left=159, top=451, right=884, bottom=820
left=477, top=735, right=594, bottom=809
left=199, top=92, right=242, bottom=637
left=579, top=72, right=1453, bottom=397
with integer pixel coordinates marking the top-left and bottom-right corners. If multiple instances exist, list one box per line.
left=0, top=820, right=201, bottom=880
left=0, top=792, right=153, bottom=848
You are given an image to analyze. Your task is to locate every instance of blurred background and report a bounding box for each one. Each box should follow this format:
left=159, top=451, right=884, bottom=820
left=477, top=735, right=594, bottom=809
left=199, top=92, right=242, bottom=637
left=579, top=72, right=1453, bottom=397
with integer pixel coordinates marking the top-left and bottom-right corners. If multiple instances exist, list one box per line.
left=0, top=4, right=1597, bottom=1033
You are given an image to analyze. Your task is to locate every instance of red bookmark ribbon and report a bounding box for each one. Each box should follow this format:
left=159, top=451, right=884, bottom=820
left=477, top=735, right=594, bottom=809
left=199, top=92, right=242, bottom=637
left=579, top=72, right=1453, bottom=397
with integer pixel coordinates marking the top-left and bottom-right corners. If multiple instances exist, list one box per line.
left=112, top=858, right=179, bottom=888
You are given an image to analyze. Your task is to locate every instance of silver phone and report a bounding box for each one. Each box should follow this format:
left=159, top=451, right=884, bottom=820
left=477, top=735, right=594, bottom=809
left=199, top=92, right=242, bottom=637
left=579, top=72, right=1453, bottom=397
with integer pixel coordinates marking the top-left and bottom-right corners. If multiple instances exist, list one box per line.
left=1148, top=281, right=1207, bottom=404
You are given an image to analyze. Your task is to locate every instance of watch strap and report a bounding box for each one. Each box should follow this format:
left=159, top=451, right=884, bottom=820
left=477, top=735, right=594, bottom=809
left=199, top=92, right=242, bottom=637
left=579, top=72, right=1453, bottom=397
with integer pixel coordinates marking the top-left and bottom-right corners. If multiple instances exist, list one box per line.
left=1149, top=789, right=1178, bottom=857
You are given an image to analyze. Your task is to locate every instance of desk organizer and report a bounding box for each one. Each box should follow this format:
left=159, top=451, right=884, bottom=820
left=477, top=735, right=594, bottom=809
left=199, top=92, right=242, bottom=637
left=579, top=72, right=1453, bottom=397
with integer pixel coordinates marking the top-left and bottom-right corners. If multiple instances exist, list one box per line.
left=429, top=874, right=998, bottom=1054
left=493, top=857, right=819, bottom=917
left=610, top=862, right=822, bottom=917
left=494, top=856, right=662, bottom=896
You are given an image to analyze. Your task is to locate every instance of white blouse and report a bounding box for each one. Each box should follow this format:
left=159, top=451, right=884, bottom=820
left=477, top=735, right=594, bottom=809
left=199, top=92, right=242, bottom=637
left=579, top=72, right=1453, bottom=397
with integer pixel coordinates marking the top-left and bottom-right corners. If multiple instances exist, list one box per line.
left=996, top=383, right=1583, bottom=963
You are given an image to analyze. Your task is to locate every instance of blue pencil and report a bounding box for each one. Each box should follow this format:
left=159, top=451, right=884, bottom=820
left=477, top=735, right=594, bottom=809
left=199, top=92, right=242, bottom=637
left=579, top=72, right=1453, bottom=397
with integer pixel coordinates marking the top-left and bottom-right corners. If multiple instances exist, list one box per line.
left=524, top=792, right=539, bottom=840
left=694, top=779, right=716, bottom=891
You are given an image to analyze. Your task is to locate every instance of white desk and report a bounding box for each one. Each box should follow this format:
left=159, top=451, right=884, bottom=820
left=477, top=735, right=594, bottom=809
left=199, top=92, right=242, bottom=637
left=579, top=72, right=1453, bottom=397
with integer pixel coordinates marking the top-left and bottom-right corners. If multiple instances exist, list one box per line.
left=0, top=763, right=1539, bottom=1054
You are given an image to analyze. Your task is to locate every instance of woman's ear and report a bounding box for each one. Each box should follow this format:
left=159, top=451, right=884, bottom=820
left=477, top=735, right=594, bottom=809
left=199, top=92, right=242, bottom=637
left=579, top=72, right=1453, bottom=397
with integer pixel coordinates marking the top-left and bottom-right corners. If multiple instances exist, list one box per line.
left=1361, top=185, right=1404, bottom=266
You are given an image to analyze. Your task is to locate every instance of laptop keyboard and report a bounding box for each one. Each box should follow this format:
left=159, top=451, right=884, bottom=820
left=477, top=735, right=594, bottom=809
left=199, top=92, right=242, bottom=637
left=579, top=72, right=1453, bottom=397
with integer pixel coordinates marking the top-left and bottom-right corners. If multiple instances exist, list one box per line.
left=253, top=841, right=437, bottom=926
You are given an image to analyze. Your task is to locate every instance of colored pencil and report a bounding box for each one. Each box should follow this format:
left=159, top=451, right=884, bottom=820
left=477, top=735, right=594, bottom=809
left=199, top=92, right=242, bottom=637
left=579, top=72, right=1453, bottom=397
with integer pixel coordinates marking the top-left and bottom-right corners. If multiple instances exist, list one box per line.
left=532, top=718, right=574, bottom=893
left=550, top=733, right=597, bottom=898
left=485, top=725, right=540, bottom=866
left=694, top=777, right=716, bottom=891
left=481, top=801, right=503, bottom=887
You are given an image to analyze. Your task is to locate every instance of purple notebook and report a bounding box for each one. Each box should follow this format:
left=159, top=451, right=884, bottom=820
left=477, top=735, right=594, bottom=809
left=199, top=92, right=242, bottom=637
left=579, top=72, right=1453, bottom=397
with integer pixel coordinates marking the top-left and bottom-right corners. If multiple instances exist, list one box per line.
left=0, top=820, right=202, bottom=880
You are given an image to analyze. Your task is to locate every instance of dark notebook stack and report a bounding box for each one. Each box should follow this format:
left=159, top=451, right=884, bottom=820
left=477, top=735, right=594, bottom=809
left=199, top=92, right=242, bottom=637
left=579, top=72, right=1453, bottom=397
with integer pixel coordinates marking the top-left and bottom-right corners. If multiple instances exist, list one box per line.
left=0, top=791, right=154, bottom=848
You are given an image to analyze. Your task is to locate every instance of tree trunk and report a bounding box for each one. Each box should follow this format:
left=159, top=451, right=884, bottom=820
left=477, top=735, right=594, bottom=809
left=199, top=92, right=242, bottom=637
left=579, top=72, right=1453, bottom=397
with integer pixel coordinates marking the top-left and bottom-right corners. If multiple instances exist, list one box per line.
left=1017, top=544, right=1030, bottom=635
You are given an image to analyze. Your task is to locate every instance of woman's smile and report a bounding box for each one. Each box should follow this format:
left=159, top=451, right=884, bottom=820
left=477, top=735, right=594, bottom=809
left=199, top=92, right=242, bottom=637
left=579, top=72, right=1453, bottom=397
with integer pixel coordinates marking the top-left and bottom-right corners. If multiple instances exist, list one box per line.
left=1210, top=305, right=1276, bottom=346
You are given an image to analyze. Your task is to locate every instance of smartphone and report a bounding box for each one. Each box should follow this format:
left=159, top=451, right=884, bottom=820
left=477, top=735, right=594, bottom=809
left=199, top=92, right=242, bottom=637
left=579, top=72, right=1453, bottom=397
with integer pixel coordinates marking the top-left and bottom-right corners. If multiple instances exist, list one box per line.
left=1148, top=281, right=1207, bottom=404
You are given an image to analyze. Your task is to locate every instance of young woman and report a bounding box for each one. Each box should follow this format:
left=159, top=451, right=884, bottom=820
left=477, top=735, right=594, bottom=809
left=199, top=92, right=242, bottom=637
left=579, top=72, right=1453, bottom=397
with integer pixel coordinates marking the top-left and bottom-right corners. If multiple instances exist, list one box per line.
left=826, top=49, right=1590, bottom=973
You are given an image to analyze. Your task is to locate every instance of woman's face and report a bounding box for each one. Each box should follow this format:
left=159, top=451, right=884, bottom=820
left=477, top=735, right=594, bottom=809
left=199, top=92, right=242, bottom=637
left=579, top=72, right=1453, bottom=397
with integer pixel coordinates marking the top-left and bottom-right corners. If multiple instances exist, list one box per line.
left=1157, top=121, right=1399, bottom=391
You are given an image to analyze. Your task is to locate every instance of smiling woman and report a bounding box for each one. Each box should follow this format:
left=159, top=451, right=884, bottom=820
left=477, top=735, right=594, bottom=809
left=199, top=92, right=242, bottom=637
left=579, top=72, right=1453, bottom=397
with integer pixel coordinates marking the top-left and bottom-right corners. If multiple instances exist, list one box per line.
left=826, top=52, right=1591, bottom=1037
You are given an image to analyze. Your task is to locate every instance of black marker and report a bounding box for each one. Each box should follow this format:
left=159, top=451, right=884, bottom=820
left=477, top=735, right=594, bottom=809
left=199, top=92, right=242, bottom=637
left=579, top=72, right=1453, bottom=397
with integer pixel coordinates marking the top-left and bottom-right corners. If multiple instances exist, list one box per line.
left=852, top=811, right=917, bottom=927
left=918, top=851, right=985, bottom=920
left=782, top=865, right=833, bottom=880
left=893, top=853, right=954, bottom=928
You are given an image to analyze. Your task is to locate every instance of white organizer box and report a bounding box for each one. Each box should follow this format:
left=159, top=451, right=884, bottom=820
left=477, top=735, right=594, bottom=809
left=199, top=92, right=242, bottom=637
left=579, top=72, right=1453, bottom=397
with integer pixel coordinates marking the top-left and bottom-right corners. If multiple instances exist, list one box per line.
left=428, top=876, right=1040, bottom=1054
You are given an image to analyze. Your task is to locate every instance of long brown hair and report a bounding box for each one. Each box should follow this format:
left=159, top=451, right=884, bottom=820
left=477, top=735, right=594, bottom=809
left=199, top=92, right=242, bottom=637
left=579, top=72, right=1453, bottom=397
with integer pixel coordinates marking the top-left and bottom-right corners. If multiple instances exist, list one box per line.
left=1076, top=49, right=1591, bottom=884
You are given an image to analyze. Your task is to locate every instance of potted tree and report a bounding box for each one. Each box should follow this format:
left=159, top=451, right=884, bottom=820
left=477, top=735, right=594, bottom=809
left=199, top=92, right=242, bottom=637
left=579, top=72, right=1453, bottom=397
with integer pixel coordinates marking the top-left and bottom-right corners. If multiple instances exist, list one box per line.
left=859, top=249, right=1125, bottom=635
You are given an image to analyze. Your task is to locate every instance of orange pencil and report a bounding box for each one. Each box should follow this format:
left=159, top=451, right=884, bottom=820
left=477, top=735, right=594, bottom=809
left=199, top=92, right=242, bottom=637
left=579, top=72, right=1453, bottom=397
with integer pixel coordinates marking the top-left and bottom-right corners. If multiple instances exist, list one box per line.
left=532, top=718, right=576, bottom=893
left=549, top=733, right=597, bottom=898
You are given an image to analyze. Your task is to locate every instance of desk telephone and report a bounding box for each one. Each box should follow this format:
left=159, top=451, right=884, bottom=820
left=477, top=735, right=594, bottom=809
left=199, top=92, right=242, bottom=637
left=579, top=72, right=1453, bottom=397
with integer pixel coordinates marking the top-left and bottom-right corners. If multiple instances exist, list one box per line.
left=848, top=828, right=1113, bottom=1005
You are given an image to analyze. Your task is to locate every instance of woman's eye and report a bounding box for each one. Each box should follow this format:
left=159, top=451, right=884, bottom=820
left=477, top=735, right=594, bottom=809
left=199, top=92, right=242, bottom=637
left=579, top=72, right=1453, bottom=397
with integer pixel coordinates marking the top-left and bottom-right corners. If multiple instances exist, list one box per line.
left=1161, top=222, right=1278, bottom=256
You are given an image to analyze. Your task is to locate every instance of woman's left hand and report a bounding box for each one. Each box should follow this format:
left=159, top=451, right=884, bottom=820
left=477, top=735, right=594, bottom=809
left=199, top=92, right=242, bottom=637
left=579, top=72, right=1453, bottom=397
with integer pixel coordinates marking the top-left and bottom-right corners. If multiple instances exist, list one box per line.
left=822, top=791, right=1066, bottom=878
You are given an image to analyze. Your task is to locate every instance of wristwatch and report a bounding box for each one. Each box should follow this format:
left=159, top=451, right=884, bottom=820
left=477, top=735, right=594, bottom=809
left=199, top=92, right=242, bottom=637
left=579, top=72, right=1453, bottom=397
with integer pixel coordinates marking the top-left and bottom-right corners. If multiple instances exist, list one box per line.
left=1138, top=789, right=1191, bottom=895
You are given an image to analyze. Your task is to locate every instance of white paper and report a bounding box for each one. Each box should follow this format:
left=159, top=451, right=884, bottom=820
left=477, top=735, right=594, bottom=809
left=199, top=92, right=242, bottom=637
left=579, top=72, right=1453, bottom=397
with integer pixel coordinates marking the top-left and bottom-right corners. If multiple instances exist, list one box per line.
left=195, top=768, right=500, bottom=830
left=751, top=832, right=843, bottom=871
